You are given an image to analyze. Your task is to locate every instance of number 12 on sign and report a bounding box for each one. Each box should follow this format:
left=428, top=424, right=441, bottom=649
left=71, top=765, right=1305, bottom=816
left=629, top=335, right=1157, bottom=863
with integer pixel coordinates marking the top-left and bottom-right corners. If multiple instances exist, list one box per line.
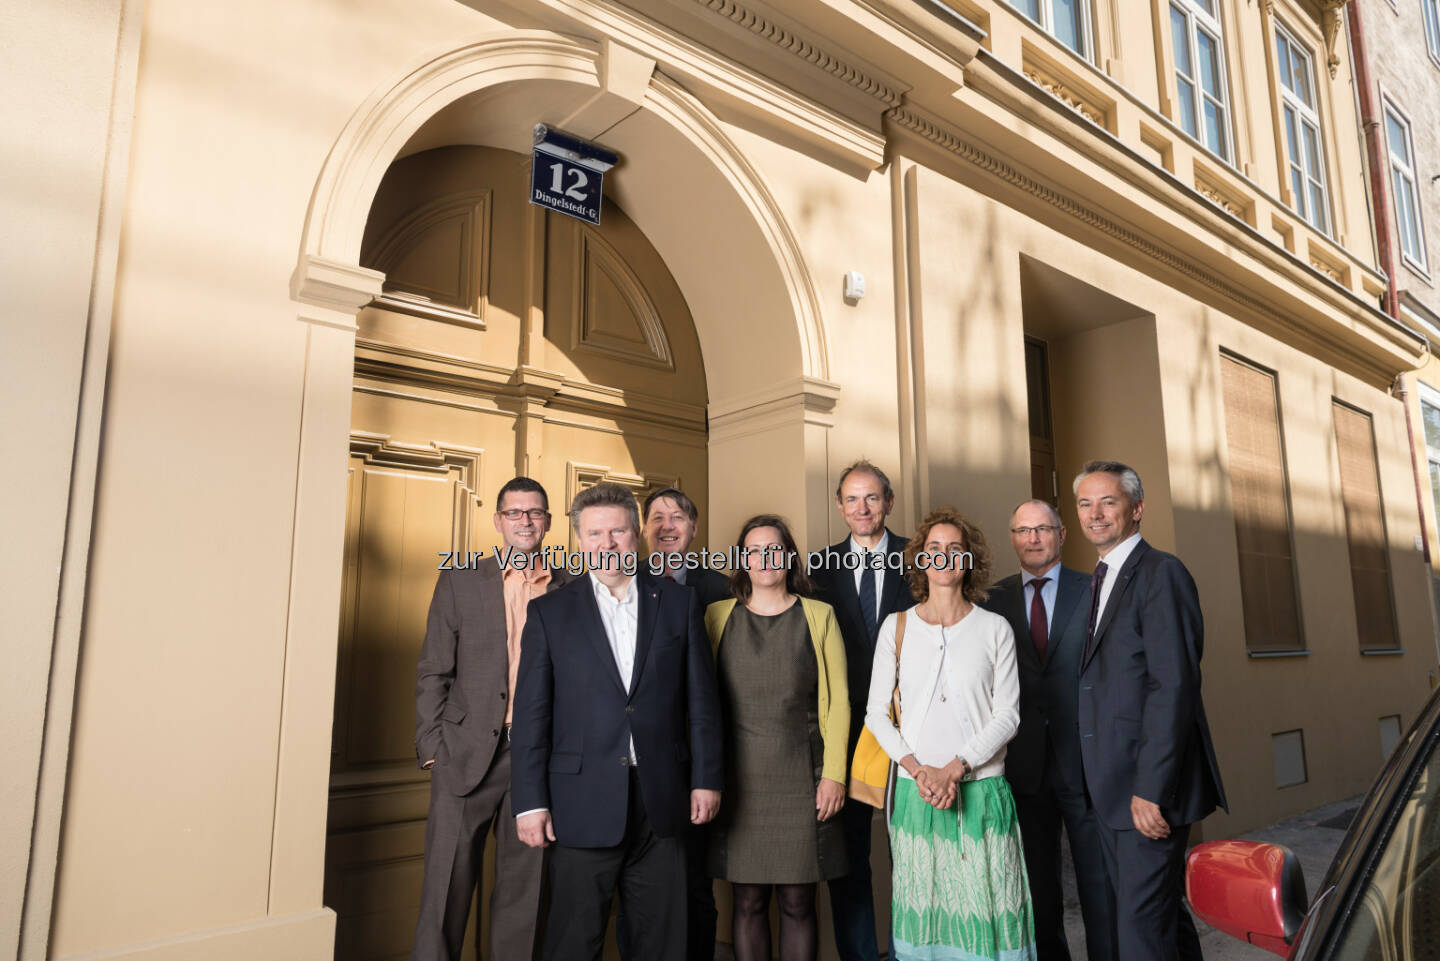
left=530, top=153, right=604, bottom=225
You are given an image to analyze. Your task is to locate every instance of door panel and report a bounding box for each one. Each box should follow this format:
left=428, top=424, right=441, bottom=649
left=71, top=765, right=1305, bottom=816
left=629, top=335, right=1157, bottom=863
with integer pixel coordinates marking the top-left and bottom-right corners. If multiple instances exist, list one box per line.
left=329, top=145, right=708, bottom=960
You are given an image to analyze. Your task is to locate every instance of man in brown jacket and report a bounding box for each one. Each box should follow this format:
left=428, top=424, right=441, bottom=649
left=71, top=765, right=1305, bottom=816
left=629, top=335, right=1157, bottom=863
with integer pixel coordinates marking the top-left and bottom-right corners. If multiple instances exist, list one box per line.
left=411, top=476, right=571, bottom=961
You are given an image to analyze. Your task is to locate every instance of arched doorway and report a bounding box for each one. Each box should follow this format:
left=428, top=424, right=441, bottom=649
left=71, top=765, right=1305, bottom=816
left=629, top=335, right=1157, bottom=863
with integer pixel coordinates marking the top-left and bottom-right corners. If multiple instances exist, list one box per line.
left=281, top=33, right=842, bottom=961
left=324, top=143, right=710, bottom=958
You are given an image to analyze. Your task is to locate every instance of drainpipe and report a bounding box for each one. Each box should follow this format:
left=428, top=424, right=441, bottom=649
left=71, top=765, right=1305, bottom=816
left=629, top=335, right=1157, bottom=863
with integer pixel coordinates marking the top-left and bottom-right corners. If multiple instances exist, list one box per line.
left=1349, top=1, right=1433, bottom=566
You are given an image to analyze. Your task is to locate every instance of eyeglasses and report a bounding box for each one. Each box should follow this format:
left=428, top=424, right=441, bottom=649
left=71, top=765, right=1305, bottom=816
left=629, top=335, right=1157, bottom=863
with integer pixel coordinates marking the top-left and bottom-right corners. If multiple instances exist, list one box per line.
left=499, top=508, right=550, bottom=521
left=1010, top=525, right=1061, bottom=537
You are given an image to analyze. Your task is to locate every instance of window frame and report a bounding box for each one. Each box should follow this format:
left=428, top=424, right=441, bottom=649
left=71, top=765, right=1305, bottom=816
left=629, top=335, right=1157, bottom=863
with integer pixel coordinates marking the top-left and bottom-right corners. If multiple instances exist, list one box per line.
left=1381, top=97, right=1430, bottom=274
left=1008, top=0, right=1096, bottom=61
left=1168, top=0, right=1235, bottom=163
left=1418, top=382, right=1440, bottom=537
left=1423, top=0, right=1440, bottom=66
left=1274, top=21, right=1333, bottom=236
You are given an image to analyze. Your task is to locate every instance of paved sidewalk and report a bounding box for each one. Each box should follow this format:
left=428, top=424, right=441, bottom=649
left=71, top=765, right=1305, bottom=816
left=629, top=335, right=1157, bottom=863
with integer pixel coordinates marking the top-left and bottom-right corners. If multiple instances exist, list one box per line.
left=1060, top=795, right=1361, bottom=960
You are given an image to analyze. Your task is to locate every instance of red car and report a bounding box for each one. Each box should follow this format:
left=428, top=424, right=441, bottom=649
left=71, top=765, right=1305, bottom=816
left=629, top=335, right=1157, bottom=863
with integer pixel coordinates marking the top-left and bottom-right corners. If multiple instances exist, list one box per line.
left=1185, top=684, right=1440, bottom=959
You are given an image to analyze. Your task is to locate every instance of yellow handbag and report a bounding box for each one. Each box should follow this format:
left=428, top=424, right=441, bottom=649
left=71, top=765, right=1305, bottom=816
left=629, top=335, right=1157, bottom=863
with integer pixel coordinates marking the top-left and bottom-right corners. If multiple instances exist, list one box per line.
left=847, top=611, right=906, bottom=808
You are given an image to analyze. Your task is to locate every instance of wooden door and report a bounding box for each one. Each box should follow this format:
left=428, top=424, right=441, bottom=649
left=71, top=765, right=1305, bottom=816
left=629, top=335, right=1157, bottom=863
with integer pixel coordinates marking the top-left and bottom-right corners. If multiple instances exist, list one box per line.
left=325, top=146, right=709, bottom=960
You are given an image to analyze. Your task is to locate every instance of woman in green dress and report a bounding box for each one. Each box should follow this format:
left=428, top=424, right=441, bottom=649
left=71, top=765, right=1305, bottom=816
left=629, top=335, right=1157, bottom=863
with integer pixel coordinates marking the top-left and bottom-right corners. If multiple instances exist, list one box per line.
left=704, top=514, right=850, bottom=961
left=866, top=507, right=1037, bottom=961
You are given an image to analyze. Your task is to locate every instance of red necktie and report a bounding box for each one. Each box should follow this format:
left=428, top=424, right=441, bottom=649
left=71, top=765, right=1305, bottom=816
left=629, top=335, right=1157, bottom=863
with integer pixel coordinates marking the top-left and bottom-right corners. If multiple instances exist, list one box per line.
left=1029, top=577, right=1049, bottom=662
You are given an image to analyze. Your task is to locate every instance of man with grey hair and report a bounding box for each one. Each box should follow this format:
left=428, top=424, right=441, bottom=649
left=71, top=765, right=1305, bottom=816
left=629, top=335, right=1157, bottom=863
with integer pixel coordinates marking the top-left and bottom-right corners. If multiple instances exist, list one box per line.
left=510, top=482, right=724, bottom=961
left=983, top=498, right=1116, bottom=961
left=1073, top=461, right=1226, bottom=961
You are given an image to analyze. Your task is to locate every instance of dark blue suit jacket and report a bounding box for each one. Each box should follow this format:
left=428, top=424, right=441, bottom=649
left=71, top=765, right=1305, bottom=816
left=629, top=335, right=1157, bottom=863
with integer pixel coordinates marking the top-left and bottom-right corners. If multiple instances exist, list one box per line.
left=510, top=571, right=724, bottom=848
left=1077, top=539, right=1227, bottom=831
left=983, top=565, right=1090, bottom=796
left=809, top=528, right=915, bottom=744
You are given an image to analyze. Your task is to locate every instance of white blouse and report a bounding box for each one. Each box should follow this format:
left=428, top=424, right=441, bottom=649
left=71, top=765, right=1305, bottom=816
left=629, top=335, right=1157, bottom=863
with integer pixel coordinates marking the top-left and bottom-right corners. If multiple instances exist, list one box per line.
left=864, top=605, right=1021, bottom=782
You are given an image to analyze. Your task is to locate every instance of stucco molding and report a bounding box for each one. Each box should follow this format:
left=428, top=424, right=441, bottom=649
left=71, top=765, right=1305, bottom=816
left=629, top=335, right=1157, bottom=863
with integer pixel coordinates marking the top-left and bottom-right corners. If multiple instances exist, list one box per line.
left=299, top=30, right=828, bottom=381
left=643, top=71, right=831, bottom=381
left=708, top=375, right=841, bottom=441
left=884, top=104, right=1422, bottom=381
left=1320, top=0, right=1349, bottom=78
left=692, top=0, right=903, bottom=105
left=354, top=343, right=709, bottom=430
left=290, top=255, right=384, bottom=327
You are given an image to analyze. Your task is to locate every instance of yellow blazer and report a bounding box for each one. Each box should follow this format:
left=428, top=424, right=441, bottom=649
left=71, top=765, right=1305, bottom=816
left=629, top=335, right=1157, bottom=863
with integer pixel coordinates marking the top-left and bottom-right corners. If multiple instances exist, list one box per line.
left=704, top=596, right=851, bottom=784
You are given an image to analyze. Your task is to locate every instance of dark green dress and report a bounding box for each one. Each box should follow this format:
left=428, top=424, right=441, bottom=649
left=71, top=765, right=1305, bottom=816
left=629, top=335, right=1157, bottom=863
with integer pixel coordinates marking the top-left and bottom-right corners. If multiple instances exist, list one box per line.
left=707, top=603, right=848, bottom=883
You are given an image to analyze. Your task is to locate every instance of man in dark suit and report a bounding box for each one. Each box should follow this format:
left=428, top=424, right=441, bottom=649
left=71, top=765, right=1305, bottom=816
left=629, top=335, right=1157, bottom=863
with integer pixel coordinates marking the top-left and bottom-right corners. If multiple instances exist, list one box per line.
left=411, top=476, right=571, bottom=961
left=512, top=482, right=724, bottom=961
left=1074, top=461, right=1227, bottom=961
left=643, top=486, right=731, bottom=609
left=808, top=460, right=914, bottom=961
left=624, top=486, right=731, bottom=961
left=984, top=499, right=1116, bottom=961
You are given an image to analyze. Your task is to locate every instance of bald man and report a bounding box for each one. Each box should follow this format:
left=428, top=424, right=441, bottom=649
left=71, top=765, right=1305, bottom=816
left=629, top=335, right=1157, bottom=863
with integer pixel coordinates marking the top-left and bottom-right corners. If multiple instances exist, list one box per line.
left=982, top=499, right=1116, bottom=961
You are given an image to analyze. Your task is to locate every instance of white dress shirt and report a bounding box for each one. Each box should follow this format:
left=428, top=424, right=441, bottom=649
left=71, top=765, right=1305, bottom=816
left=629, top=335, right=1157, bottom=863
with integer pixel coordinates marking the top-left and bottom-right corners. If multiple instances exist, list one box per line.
left=848, top=531, right=889, bottom=612
left=592, top=573, right=639, bottom=764
left=516, top=573, right=641, bottom=820
left=1020, top=562, right=1060, bottom=630
left=1092, top=531, right=1144, bottom=633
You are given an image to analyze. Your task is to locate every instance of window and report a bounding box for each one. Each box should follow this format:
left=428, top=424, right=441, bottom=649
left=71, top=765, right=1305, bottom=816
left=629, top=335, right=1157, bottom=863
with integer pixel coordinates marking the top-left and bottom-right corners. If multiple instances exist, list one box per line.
left=1219, top=355, right=1304, bottom=653
left=1420, top=386, right=1440, bottom=533
left=1169, top=0, right=1233, bottom=160
left=1275, top=25, right=1331, bottom=234
left=1424, top=0, right=1440, bottom=63
left=1384, top=102, right=1428, bottom=271
left=1332, top=402, right=1398, bottom=651
left=1013, top=0, right=1092, bottom=58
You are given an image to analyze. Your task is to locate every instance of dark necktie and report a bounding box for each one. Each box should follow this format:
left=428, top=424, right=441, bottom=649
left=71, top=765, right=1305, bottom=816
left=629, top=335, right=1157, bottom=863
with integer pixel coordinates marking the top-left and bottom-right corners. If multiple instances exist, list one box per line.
left=1082, top=561, right=1109, bottom=662
left=1029, top=577, right=1049, bottom=662
left=859, top=550, right=878, bottom=640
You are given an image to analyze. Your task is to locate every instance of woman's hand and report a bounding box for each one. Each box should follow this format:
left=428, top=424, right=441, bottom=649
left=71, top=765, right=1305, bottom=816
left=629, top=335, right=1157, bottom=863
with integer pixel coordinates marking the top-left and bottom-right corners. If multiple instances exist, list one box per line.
left=915, top=765, right=955, bottom=809
left=816, top=777, right=846, bottom=821
left=940, top=756, right=970, bottom=787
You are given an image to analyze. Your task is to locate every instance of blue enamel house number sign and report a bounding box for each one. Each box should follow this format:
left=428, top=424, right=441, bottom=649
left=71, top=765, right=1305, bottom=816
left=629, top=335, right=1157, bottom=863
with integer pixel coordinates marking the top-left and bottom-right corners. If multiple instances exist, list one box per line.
left=530, top=124, right=618, bottom=226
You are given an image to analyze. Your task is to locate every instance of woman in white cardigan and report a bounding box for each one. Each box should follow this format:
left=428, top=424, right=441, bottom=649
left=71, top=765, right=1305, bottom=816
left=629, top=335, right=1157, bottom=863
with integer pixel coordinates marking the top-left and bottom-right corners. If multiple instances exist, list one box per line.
left=865, top=507, right=1036, bottom=961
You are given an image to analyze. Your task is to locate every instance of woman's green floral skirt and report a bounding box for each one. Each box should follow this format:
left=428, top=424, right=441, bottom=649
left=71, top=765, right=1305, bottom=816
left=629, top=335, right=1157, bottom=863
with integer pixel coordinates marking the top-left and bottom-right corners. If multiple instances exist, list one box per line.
left=888, top=775, right=1037, bottom=961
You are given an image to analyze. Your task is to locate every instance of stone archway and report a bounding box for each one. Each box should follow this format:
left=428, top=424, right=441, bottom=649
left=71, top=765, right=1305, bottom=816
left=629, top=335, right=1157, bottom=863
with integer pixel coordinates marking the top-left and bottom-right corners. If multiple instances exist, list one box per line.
left=272, top=27, right=837, bottom=949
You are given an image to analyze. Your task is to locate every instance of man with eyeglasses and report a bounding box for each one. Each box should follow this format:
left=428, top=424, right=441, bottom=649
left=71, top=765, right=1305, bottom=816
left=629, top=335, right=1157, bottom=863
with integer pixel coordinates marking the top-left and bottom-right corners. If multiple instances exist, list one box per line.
left=981, top=499, right=1117, bottom=961
left=411, top=476, right=572, bottom=961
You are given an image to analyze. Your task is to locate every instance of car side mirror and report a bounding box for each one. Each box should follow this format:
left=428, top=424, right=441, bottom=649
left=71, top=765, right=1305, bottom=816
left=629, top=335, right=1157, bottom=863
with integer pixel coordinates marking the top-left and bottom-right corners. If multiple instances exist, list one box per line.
left=1186, top=840, right=1308, bottom=956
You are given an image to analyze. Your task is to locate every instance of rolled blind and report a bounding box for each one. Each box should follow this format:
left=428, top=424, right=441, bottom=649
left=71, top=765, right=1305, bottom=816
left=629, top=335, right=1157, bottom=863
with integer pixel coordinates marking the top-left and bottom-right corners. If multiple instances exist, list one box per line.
left=1220, top=355, right=1304, bottom=652
left=1332, top=402, right=1398, bottom=651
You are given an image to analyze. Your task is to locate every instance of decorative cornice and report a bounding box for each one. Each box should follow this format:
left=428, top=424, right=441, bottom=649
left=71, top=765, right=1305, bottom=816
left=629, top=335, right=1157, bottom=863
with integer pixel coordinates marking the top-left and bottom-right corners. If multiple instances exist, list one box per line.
left=1309, top=256, right=1344, bottom=284
left=693, top=0, right=903, bottom=106
left=883, top=105, right=1419, bottom=378
left=1194, top=179, right=1245, bottom=220
left=1023, top=68, right=1104, bottom=126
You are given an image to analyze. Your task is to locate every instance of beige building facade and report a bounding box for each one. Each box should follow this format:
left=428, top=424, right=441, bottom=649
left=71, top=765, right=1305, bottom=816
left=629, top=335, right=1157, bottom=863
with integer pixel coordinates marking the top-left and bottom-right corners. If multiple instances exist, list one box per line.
left=1360, top=0, right=1440, bottom=623
left=9, top=0, right=1439, bottom=958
